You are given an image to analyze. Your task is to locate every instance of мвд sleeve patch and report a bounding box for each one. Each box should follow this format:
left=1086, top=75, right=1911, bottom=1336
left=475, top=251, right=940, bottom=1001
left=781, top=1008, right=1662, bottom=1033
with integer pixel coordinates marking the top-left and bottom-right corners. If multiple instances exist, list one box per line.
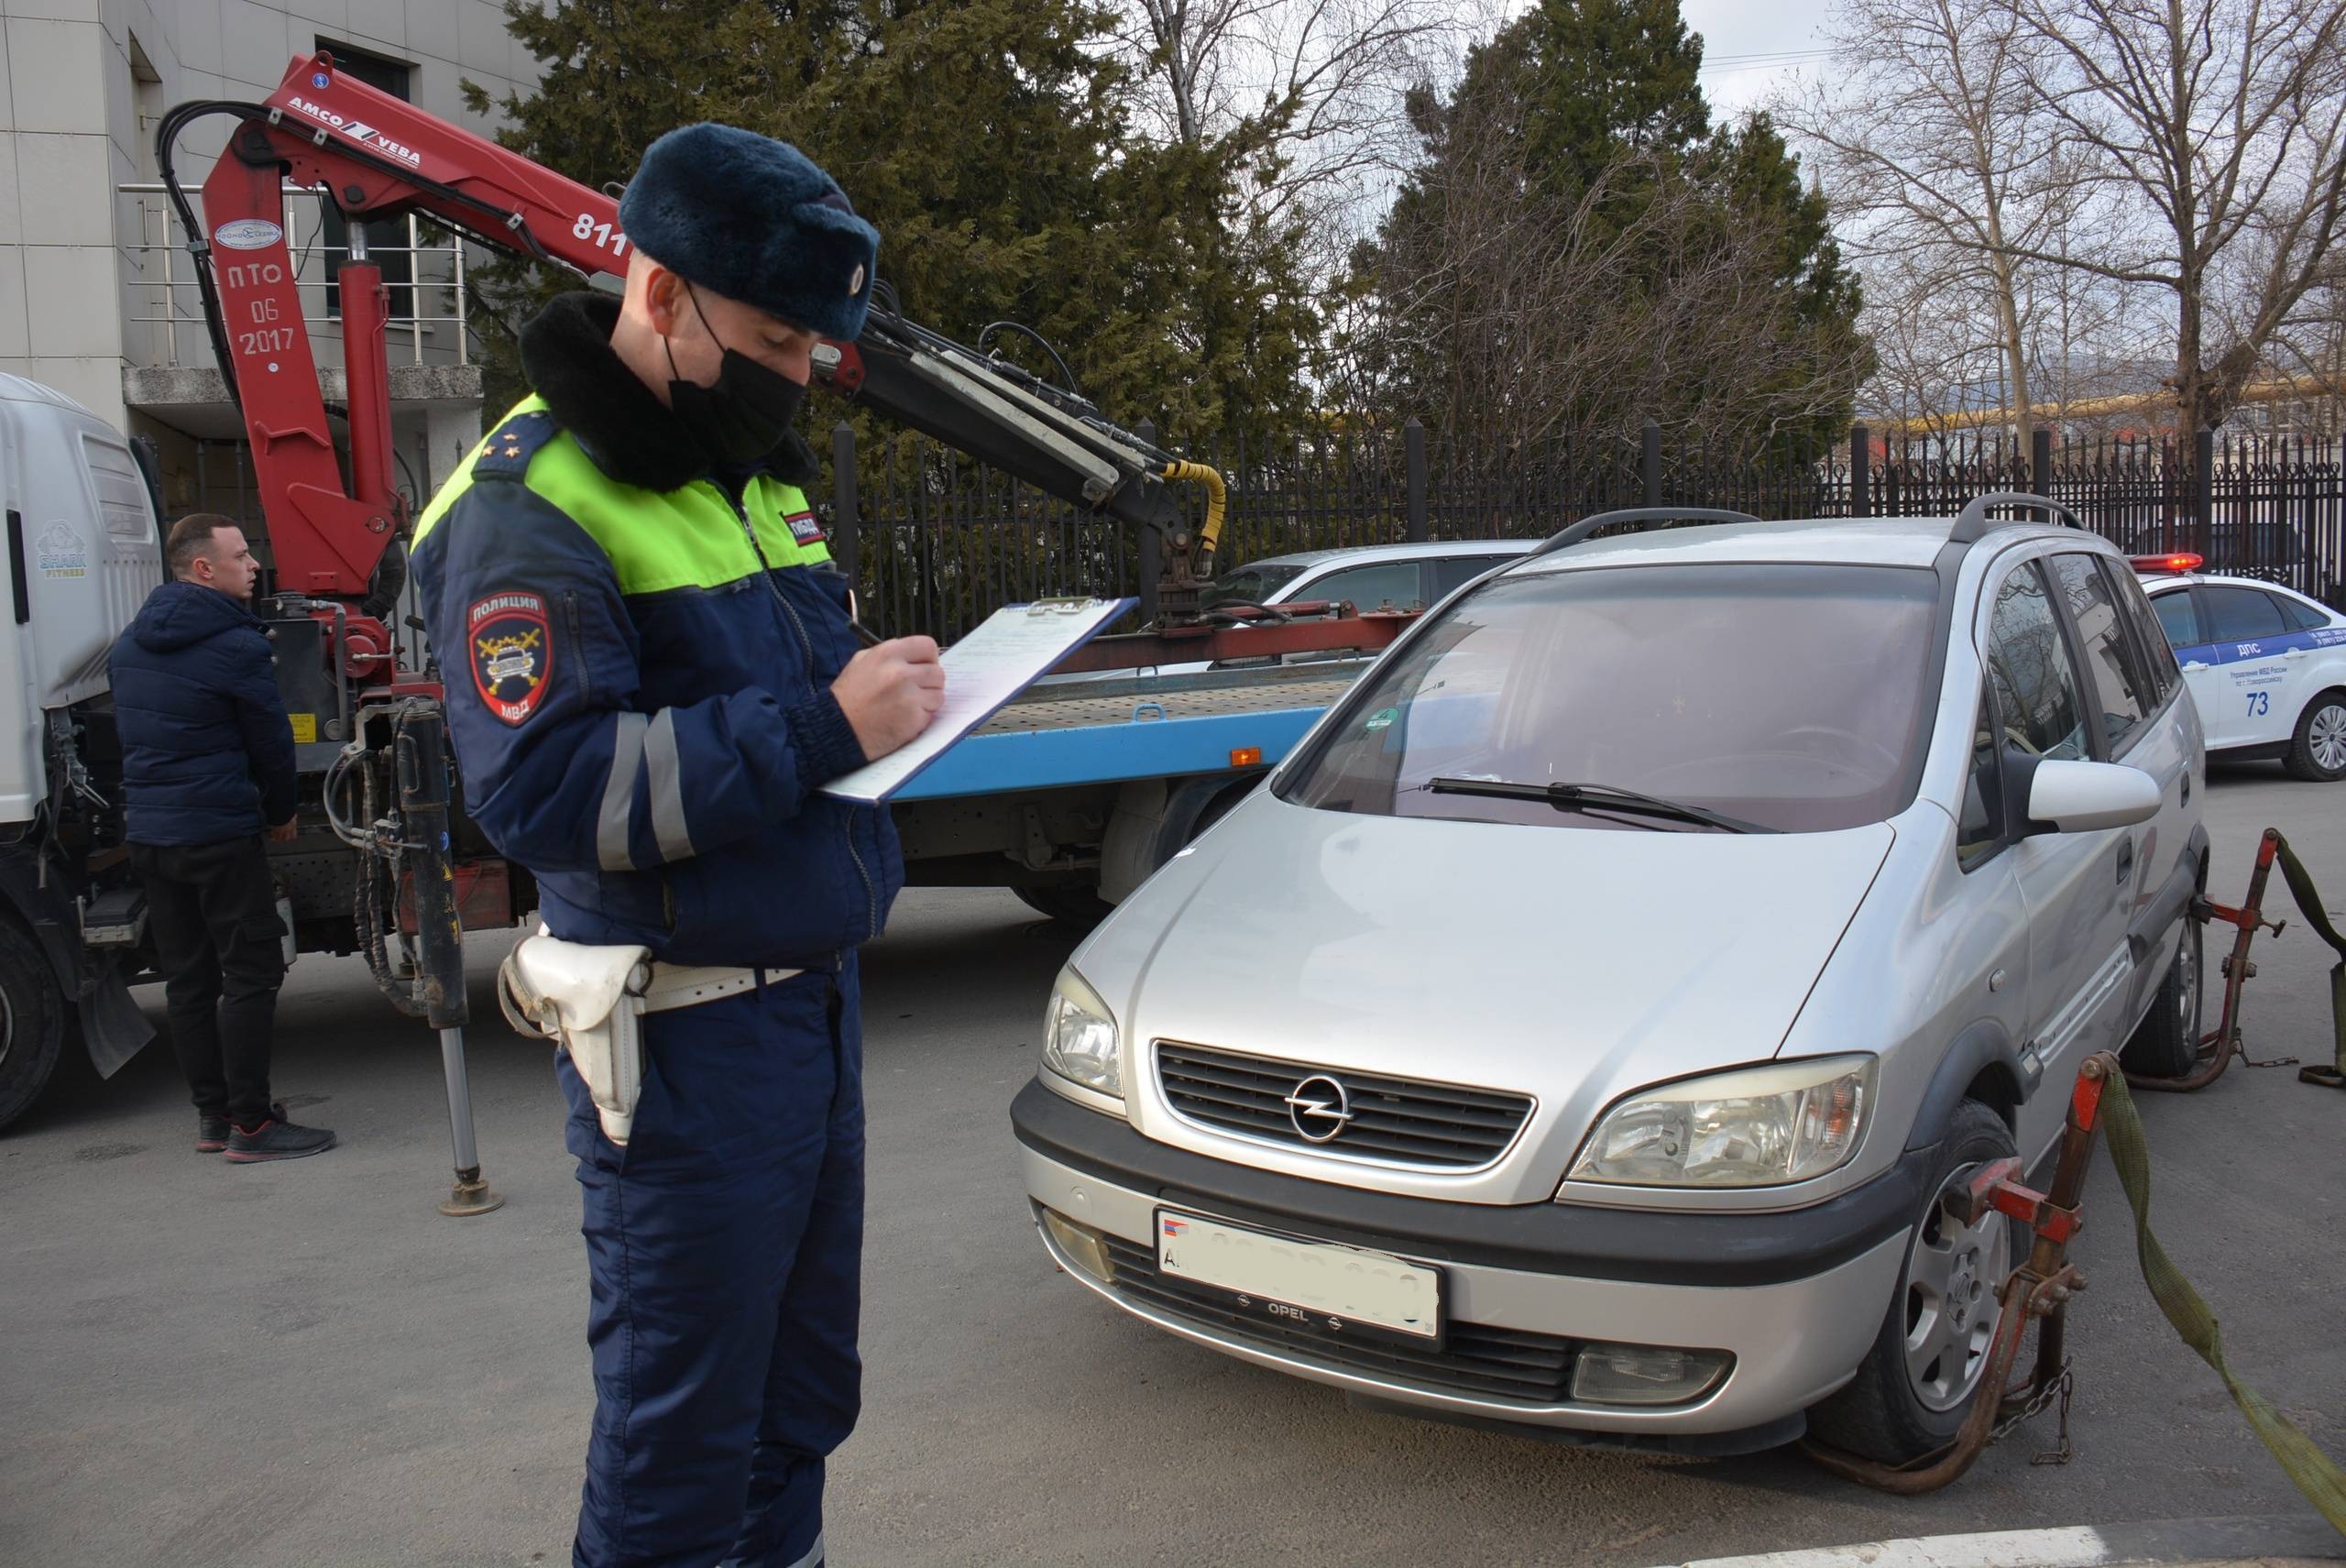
left=468, top=591, right=554, bottom=725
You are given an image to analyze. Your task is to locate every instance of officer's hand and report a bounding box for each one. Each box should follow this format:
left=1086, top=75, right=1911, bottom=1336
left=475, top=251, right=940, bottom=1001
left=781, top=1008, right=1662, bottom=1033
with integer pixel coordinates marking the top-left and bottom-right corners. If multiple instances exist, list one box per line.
left=832, top=637, right=945, bottom=761
left=268, top=818, right=298, bottom=844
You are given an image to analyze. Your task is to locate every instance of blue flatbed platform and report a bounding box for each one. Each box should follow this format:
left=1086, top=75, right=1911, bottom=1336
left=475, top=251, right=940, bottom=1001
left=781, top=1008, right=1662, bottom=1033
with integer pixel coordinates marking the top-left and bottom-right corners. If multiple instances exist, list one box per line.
left=893, top=665, right=1369, bottom=801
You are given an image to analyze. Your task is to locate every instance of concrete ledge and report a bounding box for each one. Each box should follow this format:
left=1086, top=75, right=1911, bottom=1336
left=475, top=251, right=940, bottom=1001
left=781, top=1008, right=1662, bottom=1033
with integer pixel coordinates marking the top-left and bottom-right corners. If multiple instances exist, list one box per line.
left=124, top=363, right=486, bottom=439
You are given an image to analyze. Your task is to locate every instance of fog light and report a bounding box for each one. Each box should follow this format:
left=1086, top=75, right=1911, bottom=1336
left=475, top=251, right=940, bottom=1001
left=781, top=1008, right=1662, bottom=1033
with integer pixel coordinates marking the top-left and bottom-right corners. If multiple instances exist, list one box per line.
left=1570, top=1343, right=1732, bottom=1406
left=1039, top=1208, right=1115, bottom=1283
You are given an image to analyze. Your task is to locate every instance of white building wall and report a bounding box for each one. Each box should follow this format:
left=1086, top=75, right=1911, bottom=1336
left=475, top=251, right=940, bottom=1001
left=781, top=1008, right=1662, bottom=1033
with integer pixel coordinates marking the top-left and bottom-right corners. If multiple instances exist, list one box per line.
left=4, top=0, right=125, bottom=424
left=0, top=0, right=541, bottom=432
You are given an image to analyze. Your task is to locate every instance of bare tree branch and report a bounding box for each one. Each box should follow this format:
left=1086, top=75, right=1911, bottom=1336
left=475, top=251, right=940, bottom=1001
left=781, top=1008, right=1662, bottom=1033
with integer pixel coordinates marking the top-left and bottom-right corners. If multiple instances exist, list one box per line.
left=1779, top=0, right=2120, bottom=446
left=1106, top=0, right=1490, bottom=280
left=2011, top=0, right=2346, bottom=433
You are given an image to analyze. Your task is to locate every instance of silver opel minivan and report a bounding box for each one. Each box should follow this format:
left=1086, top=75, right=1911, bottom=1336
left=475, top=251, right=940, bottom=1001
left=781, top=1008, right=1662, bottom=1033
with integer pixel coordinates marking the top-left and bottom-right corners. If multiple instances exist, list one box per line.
left=1012, top=500, right=2207, bottom=1463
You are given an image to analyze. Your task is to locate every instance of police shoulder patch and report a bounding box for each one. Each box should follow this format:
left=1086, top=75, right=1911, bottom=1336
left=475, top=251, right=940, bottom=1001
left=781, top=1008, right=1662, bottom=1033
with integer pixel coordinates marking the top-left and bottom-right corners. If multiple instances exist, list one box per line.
left=784, top=510, right=826, bottom=547
left=472, top=410, right=560, bottom=480
left=467, top=590, right=554, bottom=725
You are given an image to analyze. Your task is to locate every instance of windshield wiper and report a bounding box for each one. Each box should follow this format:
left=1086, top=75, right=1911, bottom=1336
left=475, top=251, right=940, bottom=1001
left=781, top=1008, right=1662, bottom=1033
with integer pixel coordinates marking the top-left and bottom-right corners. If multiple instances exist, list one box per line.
left=1426, top=777, right=1776, bottom=834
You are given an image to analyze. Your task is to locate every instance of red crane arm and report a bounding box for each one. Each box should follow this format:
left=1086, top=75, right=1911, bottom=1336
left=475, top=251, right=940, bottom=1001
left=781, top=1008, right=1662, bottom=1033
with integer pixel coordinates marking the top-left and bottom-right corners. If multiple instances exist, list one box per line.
left=193, top=50, right=625, bottom=597
left=176, top=52, right=1231, bottom=631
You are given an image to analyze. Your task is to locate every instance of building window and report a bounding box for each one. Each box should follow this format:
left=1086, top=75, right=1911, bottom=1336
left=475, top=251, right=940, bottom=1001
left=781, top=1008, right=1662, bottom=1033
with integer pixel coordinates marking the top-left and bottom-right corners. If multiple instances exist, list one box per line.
left=316, top=42, right=415, bottom=323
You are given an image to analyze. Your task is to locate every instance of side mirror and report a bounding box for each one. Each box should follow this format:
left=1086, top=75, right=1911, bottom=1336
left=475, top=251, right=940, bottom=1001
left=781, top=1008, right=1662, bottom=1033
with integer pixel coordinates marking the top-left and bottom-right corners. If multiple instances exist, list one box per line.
left=2025, top=759, right=2162, bottom=833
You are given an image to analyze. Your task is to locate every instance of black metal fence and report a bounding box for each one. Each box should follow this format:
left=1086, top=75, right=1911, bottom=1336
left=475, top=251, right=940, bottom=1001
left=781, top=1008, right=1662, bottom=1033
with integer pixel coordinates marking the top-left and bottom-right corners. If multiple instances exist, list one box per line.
left=826, top=420, right=2346, bottom=641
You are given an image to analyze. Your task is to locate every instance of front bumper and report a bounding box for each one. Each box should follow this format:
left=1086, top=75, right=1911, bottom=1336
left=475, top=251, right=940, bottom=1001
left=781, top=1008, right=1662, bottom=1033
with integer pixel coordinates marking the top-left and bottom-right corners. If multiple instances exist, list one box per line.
left=1014, top=1079, right=1913, bottom=1445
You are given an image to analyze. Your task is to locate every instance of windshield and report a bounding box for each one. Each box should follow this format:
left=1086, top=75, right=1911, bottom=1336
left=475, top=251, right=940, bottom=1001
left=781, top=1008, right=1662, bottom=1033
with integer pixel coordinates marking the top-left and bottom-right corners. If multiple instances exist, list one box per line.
left=1200, top=561, right=1310, bottom=609
left=1277, top=562, right=1944, bottom=834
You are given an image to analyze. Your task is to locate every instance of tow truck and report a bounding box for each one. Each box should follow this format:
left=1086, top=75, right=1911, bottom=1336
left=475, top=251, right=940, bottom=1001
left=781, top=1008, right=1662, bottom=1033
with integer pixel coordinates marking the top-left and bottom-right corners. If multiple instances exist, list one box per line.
left=0, top=52, right=1416, bottom=1187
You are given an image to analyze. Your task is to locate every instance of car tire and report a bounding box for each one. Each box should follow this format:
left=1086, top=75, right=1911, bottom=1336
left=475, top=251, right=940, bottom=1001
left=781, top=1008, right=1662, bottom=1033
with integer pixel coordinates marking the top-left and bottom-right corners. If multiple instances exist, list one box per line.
left=1804, top=1100, right=2020, bottom=1464
left=2121, top=916, right=2203, bottom=1079
left=0, top=917, right=68, bottom=1133
left=2283, top=689, right=2346, bottom=782
left=1014, top=884, right=1114, bottom=929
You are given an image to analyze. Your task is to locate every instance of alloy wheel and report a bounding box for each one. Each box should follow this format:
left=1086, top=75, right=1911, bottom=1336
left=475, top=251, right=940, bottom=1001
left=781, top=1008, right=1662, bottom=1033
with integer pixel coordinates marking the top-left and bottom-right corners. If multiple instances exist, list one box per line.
left=2310, top=702, right=2346, bottom=773
left=2177, top=919, right=2201, bottom=1042
left=1902, top=1173, right=2012, bottom=1412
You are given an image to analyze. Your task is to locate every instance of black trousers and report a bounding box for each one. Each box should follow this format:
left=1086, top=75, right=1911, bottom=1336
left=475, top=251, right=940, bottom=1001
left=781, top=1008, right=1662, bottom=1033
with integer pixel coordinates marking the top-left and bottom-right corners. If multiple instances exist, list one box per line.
left=131, top=836, right=286, bottom=1125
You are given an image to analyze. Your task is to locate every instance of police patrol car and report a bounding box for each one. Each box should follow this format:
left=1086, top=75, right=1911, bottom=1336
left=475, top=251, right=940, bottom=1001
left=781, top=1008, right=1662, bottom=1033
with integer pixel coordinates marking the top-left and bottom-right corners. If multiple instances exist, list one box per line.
left=2132, top=552, right=2346, bottom=780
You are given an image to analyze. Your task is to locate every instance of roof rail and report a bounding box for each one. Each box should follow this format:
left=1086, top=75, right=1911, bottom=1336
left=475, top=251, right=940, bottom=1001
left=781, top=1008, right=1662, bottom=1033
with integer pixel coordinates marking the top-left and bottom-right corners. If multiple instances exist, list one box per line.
left=1947, top=491, right=2090, bottom=544
left=1530, top=506, right=1762, bottom=559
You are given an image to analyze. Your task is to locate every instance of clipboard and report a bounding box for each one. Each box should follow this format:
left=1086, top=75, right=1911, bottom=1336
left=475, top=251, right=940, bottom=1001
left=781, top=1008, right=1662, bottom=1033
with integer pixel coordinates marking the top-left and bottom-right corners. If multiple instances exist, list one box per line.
left=820, top=596, right=1136, bottom=804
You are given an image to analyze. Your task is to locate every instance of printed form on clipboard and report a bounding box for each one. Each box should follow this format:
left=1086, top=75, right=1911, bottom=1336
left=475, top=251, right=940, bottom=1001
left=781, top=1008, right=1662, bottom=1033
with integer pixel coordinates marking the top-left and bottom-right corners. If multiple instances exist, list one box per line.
left=820, top=597, right=1137, bottom=805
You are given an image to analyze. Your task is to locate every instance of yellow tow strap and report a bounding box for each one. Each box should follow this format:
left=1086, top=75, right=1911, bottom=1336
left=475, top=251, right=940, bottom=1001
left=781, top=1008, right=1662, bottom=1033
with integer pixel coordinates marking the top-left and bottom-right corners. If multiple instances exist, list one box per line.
left=2099, top=1072, right=2346, bottom=1531
left=2267, top=835, right=2346, bottom=1089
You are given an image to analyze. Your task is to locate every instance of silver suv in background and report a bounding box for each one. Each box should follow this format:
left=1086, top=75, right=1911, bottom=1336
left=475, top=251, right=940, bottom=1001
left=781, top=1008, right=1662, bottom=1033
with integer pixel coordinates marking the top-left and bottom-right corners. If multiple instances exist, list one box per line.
left=1205, top=539, right=1534, bottom=616
left=1013, top=499, right=2207, bottom=1463
left=1047, top=540, right=1534, bottom=685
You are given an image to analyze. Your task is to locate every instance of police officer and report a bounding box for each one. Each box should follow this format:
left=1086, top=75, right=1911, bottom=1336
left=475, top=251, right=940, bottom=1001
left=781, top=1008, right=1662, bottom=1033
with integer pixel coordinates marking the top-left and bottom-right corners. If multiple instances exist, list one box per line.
left=410, top=127, right=942, bottom=1568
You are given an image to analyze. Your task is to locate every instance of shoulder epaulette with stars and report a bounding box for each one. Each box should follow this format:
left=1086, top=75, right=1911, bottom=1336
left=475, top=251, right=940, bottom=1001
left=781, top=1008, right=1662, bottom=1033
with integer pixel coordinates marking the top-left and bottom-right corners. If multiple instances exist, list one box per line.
left=471, top=409, right=561, bottom=479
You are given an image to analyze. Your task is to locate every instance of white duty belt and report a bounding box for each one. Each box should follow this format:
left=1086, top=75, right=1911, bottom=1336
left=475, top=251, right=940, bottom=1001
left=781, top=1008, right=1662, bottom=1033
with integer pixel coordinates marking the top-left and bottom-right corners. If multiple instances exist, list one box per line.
left=496, top=927, right=799, bottom=1146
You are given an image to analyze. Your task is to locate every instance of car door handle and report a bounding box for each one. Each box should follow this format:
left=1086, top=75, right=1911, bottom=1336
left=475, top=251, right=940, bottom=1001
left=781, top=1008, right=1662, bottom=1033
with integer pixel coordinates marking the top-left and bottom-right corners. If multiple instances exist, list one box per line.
left=2286, top=648, right=2309, bottom=659
left=2116, top=838, right=2135, bottom=884
left=2182, top=661, right=2211, bottom=671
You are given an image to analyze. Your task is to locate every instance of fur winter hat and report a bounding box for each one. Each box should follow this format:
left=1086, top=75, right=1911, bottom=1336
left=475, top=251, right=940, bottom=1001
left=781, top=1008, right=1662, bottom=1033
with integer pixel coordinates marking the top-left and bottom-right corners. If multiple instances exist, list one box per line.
left=619, top=125, right=880, bottom=341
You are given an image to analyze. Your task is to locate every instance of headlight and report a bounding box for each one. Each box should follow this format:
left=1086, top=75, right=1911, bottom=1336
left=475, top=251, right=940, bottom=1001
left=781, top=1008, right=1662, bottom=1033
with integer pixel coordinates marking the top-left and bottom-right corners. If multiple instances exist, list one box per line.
left=1565, top=1055, right=1875, bottom=1190
left=1041, top=966, right=1122, bottom=1101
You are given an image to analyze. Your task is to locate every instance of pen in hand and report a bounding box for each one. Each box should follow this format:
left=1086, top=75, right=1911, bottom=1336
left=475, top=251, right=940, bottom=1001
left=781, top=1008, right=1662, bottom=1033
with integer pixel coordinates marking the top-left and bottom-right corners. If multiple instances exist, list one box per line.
left=846, top=587, right=883, bottom=647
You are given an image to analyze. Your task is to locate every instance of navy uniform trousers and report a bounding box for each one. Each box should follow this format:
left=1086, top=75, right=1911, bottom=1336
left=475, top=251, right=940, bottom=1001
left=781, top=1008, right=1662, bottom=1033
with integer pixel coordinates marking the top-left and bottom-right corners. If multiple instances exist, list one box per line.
left=555, top=957, right=862, bottom=1568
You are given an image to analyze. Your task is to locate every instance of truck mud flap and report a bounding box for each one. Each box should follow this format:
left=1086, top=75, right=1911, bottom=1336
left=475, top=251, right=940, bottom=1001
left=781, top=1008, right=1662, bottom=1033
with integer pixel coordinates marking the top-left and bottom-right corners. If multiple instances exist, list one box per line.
left=78, top=958, right=153, bottom=1079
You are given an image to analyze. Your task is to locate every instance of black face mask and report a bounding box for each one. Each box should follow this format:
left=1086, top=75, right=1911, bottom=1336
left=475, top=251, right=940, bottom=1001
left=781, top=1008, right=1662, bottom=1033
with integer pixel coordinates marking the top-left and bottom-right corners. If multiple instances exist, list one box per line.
left=663, top=284, right=807, bottom=467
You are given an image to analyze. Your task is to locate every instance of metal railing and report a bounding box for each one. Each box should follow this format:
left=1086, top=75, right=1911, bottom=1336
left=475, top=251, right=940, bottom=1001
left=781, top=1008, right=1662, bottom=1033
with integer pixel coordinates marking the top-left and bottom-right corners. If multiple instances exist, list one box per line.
left=118, top=181, right=471, bottom=368
left=824, top=418, right=2346, bottom=641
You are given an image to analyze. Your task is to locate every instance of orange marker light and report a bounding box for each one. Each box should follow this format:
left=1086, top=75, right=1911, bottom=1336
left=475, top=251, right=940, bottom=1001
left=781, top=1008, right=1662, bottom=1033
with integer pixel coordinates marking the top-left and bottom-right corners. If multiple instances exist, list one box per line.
left=1229, top=746, right=1263, bottom=768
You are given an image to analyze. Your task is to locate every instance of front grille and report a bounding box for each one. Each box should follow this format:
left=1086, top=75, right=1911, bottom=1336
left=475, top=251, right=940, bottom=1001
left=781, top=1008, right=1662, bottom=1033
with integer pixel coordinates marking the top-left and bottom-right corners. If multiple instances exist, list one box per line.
left=1099, top=1234, right=1575, bottom=1404
left=1155, top=1042, right=1534, bottom=1168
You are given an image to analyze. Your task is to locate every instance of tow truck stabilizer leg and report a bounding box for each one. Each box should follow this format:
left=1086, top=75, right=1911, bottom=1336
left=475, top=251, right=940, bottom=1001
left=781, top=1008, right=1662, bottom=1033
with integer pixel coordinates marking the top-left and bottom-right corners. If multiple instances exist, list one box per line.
left=1802, top=1052, right=2116, bottom=1493
left=396, top=704, right=503, bottom=1218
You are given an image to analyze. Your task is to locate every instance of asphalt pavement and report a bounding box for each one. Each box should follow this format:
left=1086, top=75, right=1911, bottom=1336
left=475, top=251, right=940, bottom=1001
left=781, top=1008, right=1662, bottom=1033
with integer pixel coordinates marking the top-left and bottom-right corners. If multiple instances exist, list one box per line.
left=2, top=762, right=2341, bottom=1566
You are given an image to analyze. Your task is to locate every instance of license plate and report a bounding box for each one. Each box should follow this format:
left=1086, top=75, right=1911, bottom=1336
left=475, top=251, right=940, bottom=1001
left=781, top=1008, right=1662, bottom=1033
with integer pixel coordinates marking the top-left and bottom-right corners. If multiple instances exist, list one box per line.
left=1155, top=1210, right=1442, bottom=1342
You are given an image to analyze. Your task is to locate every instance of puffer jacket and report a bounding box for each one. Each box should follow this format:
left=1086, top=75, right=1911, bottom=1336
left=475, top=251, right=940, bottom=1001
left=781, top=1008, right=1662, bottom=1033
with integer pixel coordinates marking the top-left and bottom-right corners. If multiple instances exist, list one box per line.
left=409, top=292, right=903, bottom=969
left=109, top=581, right=298, bottom=846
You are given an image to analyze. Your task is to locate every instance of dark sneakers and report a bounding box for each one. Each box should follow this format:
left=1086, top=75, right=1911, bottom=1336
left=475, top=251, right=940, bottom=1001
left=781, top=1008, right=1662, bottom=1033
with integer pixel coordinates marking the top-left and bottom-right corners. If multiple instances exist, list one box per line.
left=222, top=1110, right=337, bottom=1163
left=201, top=1101, right=289, bottom=1155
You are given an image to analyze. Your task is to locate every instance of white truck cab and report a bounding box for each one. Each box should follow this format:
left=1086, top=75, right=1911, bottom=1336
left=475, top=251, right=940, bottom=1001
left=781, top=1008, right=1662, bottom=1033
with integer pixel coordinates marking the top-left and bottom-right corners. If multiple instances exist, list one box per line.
left=0, top=378, right=163, bottom=811
left=0, top=375, right=165, bottom=1126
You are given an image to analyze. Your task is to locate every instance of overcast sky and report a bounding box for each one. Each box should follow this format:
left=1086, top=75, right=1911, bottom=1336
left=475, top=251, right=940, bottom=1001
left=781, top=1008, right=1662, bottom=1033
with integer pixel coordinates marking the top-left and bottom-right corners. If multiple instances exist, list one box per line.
left=1681, top=0, right=1836, bottom=121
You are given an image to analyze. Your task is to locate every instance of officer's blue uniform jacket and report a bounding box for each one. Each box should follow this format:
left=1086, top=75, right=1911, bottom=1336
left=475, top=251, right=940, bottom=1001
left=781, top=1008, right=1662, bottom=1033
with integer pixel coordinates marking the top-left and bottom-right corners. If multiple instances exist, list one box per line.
left=414, top=291, right=888, bottom=1568
left=109, top=580, right=299, bottom=846
left=411, top=292, right=902, bottom=967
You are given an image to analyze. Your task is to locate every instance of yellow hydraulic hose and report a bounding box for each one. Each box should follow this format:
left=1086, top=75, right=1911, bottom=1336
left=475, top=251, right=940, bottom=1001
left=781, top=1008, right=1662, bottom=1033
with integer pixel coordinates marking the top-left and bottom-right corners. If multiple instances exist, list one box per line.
left=1159, top=461, right=1227, bottom=572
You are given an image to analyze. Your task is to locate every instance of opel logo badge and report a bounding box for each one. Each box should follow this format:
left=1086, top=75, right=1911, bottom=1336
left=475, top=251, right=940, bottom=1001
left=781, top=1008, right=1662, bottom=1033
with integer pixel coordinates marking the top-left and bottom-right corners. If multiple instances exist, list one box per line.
left=1284, top=1074, right=1354, bottom=1143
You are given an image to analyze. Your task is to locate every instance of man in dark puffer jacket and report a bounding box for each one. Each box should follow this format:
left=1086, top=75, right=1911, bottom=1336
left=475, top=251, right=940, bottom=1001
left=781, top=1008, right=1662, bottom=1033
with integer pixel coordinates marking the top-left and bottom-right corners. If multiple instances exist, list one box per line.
left=110, top=514, right=334, bottom=1162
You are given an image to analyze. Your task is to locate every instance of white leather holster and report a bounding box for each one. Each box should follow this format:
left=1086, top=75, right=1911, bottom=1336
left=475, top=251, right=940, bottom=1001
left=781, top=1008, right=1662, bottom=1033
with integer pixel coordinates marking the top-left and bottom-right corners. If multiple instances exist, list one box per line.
left=499, top=930, right=652, bottom=1146
left=497, top=928, right=789, bottom=1146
